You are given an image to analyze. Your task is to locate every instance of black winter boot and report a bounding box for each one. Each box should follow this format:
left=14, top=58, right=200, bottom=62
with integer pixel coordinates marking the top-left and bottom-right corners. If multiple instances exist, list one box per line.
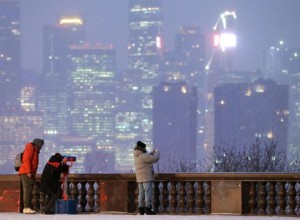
left=138, top=206, right=145, bottom=215
left=144, top=206, right=156, bottom=215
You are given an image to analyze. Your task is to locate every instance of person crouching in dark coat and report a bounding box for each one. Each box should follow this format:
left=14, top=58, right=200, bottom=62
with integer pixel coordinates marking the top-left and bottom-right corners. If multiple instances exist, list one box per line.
left=40, top=153, right=69, bottom=214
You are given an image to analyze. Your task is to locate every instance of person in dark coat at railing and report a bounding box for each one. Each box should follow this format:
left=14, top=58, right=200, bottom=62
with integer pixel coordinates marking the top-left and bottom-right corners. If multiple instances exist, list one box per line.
left=134, top=141, right=160, bottom=215
left=40, top=153, right=69, bottom=214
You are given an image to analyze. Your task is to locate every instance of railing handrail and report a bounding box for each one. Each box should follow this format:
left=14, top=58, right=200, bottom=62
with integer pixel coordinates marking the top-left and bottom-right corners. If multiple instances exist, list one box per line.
left=1, top=172, right=300, bottom=182
left=1, top=173, right=300, bottom=215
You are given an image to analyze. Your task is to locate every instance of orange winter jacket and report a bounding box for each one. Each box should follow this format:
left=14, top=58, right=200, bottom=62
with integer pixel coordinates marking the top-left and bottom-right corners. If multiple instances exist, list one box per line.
left=18, top=142, right=40, bottom=177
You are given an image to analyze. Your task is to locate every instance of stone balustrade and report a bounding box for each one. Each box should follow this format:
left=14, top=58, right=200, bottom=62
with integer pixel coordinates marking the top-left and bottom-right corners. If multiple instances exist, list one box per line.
left=0, top=173, right=300, bottom=216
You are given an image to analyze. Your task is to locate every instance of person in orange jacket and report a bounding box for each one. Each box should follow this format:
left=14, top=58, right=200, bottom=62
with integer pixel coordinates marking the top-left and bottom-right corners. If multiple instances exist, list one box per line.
left=18, top=138, right=44, bottom=214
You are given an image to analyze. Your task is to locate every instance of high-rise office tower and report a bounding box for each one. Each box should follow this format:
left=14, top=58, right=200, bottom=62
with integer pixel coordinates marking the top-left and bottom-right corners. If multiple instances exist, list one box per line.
left=153, top=82, right=197, bottom=167
left=206, top=11, right=237, bottom=73
left=114, top=70, right=142, bottom=171
left=203, top=11, right=237, bottom=161
left=67, top=44, right=117, bottom=171
left=114, top=0, right=163, bottom=171
left=214, top=79, right=289, bottom=153
left=0, top=113, right=43, bottom=173
left=39, top=17, right=86, bottom=136
left=127, top=0, right=163, bottom=144
left=0, top=0, right=41, bottom=173
left=161, top=26, right=205, bottom=86
left=0, top=0, right=21, bottom=110
left=288, top=73, right=300, bottom=160
left=160, top=26, right=206, bottom=161
left=262, top=41, right=300, bottom=162
left=174, top=26, right=205, bottom=86
left=128, top=0, right=163, bottom=85
left=263, top=41, right=300, bottom=84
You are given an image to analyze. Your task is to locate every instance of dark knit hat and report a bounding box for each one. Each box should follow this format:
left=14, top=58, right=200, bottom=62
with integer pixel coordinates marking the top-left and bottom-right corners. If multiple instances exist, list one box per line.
left=137, top=141, right=146, bottom=148
left=55, top=153, right=63, bottom=160
left=32, top=138, right=44, bottom=149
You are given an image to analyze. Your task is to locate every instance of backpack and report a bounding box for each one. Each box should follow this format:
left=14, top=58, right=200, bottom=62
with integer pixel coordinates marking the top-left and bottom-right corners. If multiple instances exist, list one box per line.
left=15, top=152, right=23, bottom=171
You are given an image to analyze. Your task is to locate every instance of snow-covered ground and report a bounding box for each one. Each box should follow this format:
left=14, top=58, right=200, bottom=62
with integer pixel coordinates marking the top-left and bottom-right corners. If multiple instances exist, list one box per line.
left=0, top=213, right=297, bottom=220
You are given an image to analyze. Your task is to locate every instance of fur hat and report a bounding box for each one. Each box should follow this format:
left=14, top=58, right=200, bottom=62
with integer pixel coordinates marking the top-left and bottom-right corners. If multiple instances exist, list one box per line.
left=32, top=138, right=44, bottom=149
left=137, top=141, right=146, bottom=148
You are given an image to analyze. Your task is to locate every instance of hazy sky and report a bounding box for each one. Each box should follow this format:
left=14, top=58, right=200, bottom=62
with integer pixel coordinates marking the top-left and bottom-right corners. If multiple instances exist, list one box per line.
left=20, top=0, right=300, bottom=73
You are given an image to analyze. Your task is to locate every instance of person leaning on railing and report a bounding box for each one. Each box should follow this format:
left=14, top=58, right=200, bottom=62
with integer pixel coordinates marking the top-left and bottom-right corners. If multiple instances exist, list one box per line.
left=40, top=153, right=69, bottom=215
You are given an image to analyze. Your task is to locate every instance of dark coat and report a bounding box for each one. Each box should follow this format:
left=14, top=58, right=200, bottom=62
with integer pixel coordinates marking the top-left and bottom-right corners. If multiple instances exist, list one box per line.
left=40, top=154, right=69, bottom=194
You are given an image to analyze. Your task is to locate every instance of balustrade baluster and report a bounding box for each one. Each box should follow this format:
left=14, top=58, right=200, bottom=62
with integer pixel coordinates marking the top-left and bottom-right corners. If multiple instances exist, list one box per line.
left=248, top=181, right=256, bottom=214
left=95, top=182, right=100, bottom=213
left=67, top=180, right=71, bottom=197
left=70, top=181, right=79, bottom=200
left=295, top=182, right=300, bottom=216
left=195, top=181, right=204, bottom=214
left=187, top=181, right=195, bottom=214
left=161, top=181, right=169, bottom=213
left=79, top=181, right=87, bottom=212
left=169, top=181, right=178, bottom=213
left=276, top=181, right=286, bottom=215
left=152, top=181, right=160, bottom=213
left=178, top=181, right=186, bottom=213
left=266, top=182, right=276, bottom=215
left=87, top=181, right=95, bottom=212
left=204, top=181, right=211, bottom=214
left=257, top=182, right=267, bottom=215
left=286, top=181, right=296, bottom=215
left=10, top=173, right=297, bottom=216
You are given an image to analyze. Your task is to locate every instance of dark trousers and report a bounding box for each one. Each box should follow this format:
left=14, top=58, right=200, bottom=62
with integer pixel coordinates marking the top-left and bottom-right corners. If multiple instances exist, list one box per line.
left=20, top=174, right=34, bottom=209
left=44, top=192, right=58, bottom=212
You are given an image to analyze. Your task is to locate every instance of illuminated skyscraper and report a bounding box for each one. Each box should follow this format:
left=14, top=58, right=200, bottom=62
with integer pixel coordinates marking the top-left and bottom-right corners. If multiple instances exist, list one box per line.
left=128, top=0, right=163, bottom=85
left=214, top=79, right=289, bottom=153
left=153, top=82, right=197, bottom=166
left=262, top=41, right=300, bottom=162
left=174, top=26, right=205, bottom=86
left=114, top=0, right=163, bottom=171
left=0, top=1, right=44, bottom=173
left=263, top=41, right=300, bottom=84
left=203, top=11, right=237, bottom=160
left=288, top=73, right=300, bottom=161
left=127, top=0, right=163, bottom=143
left=67, top=43, right=117, bottom=171
left=160, top=26, right=206, bottom=160
left=39, top=17, right=86, bottom=136
left=0, top=113, right=44, bottom=173
left=0, top=0, right=21, bottom=110
left=161, top=26, right=205, bottom=83
left=207, top=11, right=237, bottom=72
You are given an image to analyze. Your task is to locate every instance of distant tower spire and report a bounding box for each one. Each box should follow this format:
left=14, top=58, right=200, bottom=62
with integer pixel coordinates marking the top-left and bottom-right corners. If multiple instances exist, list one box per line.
left=206, top=11, right=237, bottom=72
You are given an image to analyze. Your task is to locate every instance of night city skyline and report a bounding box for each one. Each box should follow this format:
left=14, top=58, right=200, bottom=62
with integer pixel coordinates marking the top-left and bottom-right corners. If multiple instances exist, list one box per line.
left=1, top=0, right=300, bottom=174
left=20, top=0, right=300, bottom=72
